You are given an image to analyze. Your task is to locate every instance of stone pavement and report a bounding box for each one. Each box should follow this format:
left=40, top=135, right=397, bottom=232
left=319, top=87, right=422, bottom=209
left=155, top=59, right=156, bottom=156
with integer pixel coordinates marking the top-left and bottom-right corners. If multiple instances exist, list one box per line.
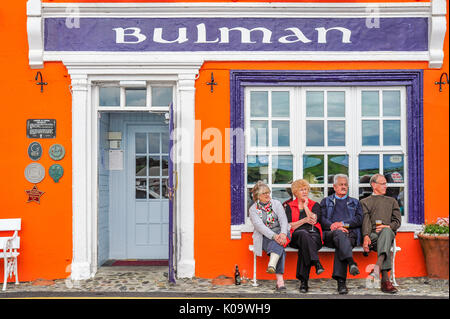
left=1, top=266, right=448, bottom=298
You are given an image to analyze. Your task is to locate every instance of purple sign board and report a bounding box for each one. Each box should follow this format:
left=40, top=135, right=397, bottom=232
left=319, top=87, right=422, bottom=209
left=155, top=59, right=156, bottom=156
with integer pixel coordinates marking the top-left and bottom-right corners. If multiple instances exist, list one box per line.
left=44, top=17, right=428, bottom=52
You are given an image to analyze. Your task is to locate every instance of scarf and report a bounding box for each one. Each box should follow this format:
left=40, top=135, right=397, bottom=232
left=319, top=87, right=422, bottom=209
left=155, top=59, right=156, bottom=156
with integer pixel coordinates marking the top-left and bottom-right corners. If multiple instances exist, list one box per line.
left=256, top=201, right=276, bottom=227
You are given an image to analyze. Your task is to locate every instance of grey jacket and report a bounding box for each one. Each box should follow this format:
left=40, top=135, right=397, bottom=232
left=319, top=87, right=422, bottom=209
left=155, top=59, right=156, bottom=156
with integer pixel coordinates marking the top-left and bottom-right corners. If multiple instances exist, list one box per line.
left=249, top=199, right=289, bottom=257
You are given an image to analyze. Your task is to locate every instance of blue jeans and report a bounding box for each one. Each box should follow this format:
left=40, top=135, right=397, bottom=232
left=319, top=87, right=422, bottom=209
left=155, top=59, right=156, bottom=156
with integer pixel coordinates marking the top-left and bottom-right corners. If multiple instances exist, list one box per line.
left=262, top=235, right=286, bottom=274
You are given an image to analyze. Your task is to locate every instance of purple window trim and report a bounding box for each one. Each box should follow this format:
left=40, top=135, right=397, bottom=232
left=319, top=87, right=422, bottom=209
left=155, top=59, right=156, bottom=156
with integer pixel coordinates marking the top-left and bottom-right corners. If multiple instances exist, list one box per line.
left=230, top=69, right=424, bottom=226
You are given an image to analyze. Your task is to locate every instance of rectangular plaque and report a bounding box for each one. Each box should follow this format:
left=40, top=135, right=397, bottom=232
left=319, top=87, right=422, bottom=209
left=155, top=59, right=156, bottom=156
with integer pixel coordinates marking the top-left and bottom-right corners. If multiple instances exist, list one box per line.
left=27, top=119, right=56, bottom=138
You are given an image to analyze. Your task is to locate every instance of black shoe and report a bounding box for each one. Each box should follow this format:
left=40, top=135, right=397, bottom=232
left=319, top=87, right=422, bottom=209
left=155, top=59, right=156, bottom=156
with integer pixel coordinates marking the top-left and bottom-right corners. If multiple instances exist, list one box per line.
left=315, top=261, right=325, bottom=275
left=349, top=263, right=360, bottom=276
left=337, top=279, right=348, bottom=295
left=299, top=281, right=309, bottom=293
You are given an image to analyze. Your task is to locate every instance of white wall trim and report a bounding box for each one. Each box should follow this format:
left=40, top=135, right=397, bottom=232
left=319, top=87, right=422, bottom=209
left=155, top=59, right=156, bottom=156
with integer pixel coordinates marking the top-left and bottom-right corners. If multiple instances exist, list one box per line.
left=65, top=61, right=202, bottom=280
left=429, top=0, right=447, bottom=68
left=26, top=0, right=44, bottom=69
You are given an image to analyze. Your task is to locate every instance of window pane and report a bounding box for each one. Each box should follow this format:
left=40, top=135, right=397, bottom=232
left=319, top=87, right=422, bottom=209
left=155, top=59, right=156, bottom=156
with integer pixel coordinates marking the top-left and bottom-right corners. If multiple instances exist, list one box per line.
left=272, top=155, right=293, bottom=184
left=309, top=187, right=324, bottom=203
left=148, top=178, right=160, bottom=199
left=161, top=132, right=169, bottom=154
left=383, top=91, right=401, bottom=116
left=272, top=188, right=292, bottom=205
left=250, top=91, right=268, bottom=117
left=272, top=120, right=290, bottom=147
left=125, top=88, right=146, bottom=106
left=327, top=91, right=345, bottom=117
left=359, top=154, right=379, bottom=183
left=359, top=186, right=373, bottom=201
left=161, top=156, right=169, bottom=177
left=250, top=120, right=268, bottom=147
left=149, top=156, right=160, bottom=177
left=306, top=91, right=324, bottom=117
left=152, top=86, right=172, bottom=107
left=272, top=91, right=290, bottom=117
left=161, top=178, right=169, bottom=199
left=383, top=120, right=401, bottom=145
left=362, top=91, right=379, bottom=116
left=303, top=155, right=324, bottom=184
left=136, top=156, right=146, bottom=176
left=328, top=155, right=349, bottom=183
left=328, top=121, right=345, bottom=146
left=149, top=133, right=160, bottom=153
left=135, top=133, right=147, bottom=153
left=99, top=87, right=120, bottom=106
left=362, top=120, right=380, bottom=146
left=385, top=187, right=405, bottom=216
left=136, top=178, right=147, bottom=199
left=306, top=120, right=324, bottom=146
left=383, top=154, right=404, bottom=183
left=247, top=155, right=269, bottom=184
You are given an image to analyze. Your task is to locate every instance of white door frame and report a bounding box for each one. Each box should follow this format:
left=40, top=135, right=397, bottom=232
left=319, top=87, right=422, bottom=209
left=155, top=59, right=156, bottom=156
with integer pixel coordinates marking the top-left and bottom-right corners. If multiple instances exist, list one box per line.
left=67, top=61, right=202, bottom=280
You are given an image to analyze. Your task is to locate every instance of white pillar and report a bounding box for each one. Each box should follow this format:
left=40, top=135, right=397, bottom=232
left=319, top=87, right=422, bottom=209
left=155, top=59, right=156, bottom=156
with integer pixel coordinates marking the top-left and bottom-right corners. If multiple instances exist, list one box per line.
left=69, top=74, right=93, bottom=280
left=176, top=72, right=197, bottom=278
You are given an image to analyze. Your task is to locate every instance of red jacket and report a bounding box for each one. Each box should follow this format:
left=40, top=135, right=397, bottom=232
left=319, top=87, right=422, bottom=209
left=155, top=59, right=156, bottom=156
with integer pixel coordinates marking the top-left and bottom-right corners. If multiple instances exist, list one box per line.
left=287, top=198, right=324, bottom=244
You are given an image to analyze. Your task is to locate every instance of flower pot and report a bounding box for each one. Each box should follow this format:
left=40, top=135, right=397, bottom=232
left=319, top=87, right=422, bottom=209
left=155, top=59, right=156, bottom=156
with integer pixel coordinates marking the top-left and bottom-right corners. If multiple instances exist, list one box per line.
left=418, top=234, right=449, bottom=279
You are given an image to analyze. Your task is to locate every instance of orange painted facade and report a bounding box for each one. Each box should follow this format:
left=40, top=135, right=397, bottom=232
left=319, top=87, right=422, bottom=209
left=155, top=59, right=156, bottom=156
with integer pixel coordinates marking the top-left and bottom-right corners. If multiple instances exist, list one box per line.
left=0, top=0, right=448, bottom=283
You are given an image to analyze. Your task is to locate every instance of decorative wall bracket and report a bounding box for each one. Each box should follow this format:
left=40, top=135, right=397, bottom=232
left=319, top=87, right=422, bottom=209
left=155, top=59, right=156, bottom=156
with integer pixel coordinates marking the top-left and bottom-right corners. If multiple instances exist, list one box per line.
left=435, top=72, right=449, bottom=92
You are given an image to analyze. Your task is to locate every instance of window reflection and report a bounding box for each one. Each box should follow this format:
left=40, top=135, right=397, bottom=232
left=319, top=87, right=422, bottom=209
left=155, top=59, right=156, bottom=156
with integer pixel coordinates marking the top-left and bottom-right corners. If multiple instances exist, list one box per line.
left=272, top=155, right=293, bottom=184
left=306, top=120, right=324, bottom=146
left=247, top=155, right=269, bottom=184
left=306, top=91, right=324, bottom=117
left=327, top=91, right=345, bottom=117
left=328, top=121, right=345, bottom=146
left=99, top=87, right=120, bottom=106
left=272, top=92, right=290, bottom=117
left=303, top=155, right=324, bottom=184
left=362, top=120, right=379, bottom=146
left=152, top=87, right=173, bottom=107
left=362, top=91, right=379, bottom=116
left=126, top=88, right=146, bottom=106
left=250, top=91, right=268, bottom=117
left=272, top=121, right=290, bottom=147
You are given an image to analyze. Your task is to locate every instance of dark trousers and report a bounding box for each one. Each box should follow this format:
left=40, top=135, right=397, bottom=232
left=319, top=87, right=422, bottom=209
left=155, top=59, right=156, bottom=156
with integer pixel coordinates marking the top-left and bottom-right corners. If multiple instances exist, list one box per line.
left=323, top=230, right=357, bottom=281
left=290, top=228, right=322, bottom=282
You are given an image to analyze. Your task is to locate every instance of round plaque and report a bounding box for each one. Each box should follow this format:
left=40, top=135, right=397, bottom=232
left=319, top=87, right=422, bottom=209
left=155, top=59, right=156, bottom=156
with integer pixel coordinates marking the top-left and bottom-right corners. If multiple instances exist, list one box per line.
left=28, top=141, right=43, bottom=161
left=49, top=144, right=65, bottom=161
left=49, top=164, right=64, bottom=183
left=25, top=163, right=45, bottom=183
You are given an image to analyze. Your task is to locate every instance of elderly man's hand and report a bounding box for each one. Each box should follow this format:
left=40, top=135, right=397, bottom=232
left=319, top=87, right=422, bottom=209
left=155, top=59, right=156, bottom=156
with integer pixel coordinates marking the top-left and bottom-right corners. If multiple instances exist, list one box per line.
left=363, top=235, right=371, bottom=253
left=376, top=224, right=390, bottom=233
left=330, top=222, right=343, bottom=231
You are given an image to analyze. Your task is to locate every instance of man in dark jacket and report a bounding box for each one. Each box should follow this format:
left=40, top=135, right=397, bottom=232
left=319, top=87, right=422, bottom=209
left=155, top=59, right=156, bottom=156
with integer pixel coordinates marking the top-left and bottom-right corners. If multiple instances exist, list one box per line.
left=320, top=174, right=363, bottom=294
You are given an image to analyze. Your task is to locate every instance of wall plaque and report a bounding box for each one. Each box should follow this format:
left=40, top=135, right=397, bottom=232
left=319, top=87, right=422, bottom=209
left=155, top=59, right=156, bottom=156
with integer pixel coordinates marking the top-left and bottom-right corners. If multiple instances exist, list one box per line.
left=27, top=119, right=56, bottom=139
left=25, top=185, right=45, bottom=204
left=49, top=164, right=64, bottom=182
left=27, top=141, right=43, bottom=161
left=49, top=144, right=65, bottom=161
left=25, top=163, right=45, bottom=183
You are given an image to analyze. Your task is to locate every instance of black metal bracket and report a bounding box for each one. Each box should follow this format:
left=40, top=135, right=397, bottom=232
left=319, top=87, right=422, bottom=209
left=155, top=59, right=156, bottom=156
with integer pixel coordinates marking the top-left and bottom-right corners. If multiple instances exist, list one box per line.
left=35, top=71, right=47, bottom=93
left=435, top=72, right=449, bottom=92
left=206, top=72, right=217, bottom=93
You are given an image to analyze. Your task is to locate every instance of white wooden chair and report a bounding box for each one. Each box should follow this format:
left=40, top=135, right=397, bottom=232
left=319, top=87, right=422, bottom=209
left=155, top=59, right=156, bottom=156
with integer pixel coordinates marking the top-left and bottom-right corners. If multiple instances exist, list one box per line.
left=0, top=219, right=21, bottom=291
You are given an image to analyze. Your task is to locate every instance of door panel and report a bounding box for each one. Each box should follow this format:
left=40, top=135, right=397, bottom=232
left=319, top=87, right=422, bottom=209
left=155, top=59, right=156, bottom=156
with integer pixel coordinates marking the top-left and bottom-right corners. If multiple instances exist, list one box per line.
left=127, top=125, right=169, bottom=259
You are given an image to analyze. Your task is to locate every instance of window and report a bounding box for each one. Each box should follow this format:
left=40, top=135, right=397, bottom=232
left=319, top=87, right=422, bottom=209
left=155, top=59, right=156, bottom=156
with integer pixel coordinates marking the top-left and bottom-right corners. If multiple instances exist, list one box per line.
left=96, top=81, right=174, bottom=111
left=244, top=86, right=407, bottom=218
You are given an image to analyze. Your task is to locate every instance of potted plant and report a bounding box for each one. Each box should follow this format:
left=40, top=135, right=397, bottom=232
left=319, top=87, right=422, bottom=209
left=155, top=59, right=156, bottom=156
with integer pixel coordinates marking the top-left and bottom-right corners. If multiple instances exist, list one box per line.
left=417, top=217, right=449, bottom=279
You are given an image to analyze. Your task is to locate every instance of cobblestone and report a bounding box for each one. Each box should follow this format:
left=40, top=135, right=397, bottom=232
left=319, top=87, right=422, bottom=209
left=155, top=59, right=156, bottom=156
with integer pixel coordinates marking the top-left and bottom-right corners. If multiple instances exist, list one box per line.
left=1, top=266, right=448, bottom=298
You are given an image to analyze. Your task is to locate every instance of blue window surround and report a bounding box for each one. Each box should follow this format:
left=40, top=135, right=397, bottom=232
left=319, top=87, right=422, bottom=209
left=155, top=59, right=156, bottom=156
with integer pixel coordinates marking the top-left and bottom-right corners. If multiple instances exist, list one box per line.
left=230, top=69, right=424, bottom=226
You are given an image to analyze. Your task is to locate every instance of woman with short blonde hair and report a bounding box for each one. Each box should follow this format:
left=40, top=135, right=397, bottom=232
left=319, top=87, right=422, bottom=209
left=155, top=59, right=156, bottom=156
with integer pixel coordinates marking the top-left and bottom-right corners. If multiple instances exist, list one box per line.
left=285, top=179, right=324, bottom=293
left=249, top=181, right=289, bottom=291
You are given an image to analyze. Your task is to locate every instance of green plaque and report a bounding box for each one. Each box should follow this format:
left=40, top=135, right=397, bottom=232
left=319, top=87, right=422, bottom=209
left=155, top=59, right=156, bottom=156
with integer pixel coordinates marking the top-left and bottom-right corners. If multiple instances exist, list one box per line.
left=49, top=164, right=64, bottom=183
left=49, top=144, right=65, bottom=161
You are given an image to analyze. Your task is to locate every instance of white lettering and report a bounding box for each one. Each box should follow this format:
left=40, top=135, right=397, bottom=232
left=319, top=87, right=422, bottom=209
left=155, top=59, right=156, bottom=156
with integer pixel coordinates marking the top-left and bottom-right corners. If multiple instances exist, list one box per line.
left=113, top=27, right=147, bottom=44
left=153, top=27, right=188, bottom=44
left=315, top=27, right=352, bottom=43
left=195, top=23, right=219, bottom=43
left=219, top=27, right=272, bottom=44
left=278, top=27, right=312, bottom=43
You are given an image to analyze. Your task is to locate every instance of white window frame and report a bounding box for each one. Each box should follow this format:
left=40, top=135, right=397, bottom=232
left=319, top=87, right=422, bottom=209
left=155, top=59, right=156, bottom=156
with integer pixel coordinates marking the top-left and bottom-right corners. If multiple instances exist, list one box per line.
left=243, top=85, right=409, bottom=231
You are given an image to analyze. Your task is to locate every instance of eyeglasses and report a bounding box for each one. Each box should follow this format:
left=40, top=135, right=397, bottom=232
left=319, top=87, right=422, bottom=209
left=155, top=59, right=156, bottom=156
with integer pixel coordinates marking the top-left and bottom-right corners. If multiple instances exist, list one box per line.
left=375, top=182, right=387, bottom=186
left=261, top=191, right=271, bottom=195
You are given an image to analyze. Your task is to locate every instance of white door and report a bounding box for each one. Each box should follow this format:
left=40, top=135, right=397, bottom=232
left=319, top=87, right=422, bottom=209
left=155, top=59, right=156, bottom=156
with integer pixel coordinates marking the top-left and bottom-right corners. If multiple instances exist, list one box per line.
left=127, top=125, right=169, bottom=259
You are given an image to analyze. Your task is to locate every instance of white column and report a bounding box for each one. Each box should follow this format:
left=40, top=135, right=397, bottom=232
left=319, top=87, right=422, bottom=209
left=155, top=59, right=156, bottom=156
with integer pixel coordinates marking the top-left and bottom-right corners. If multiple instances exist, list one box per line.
left=69, top=73, right=93, bottom=280
left=429, top=0, right=447, bottom=69
left=175, top=73, right=197, bottom=278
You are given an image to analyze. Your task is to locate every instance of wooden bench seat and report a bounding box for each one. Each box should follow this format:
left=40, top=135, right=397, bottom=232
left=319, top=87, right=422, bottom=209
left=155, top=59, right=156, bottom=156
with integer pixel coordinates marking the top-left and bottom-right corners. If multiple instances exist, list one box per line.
left=249, top=240, right=401, bottom=288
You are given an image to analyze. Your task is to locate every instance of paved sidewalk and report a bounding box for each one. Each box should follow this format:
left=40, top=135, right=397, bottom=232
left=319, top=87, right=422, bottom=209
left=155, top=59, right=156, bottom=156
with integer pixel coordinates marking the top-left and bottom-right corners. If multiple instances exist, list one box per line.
left=1, top=266, right=448, bottom=298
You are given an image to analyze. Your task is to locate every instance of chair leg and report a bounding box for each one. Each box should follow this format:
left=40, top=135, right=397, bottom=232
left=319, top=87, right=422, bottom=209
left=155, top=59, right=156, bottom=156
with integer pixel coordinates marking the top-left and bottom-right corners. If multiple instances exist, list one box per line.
left=14, top=257, right=19, bottom=285
left=391, top=240, right=399, bottom=287
left=252, top=252, right=258, bottom=287
left=3, top=259, right=8, bottom=291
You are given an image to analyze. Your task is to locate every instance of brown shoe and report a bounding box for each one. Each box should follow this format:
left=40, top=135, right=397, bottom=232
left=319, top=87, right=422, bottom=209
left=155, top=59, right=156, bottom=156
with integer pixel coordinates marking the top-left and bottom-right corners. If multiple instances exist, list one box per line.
left=381, top=280, right=398, bottom=294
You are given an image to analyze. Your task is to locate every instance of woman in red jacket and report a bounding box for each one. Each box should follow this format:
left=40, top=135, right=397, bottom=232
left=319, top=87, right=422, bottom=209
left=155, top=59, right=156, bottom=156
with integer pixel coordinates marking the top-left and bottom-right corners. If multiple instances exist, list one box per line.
left=285, top=179, right=324, bottom=293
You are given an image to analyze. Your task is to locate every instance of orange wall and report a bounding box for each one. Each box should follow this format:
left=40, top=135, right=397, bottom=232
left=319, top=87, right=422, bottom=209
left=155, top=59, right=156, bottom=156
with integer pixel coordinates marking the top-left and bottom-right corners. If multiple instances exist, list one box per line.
left=0, top=2, right=73, bottom=282
left=0, top=0, right=447, bottom=283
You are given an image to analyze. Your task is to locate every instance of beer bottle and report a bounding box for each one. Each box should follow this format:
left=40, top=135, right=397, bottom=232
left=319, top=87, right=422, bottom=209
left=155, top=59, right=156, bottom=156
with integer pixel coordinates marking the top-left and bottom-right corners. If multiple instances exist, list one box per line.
left=234, top=265, right=241, bottom=285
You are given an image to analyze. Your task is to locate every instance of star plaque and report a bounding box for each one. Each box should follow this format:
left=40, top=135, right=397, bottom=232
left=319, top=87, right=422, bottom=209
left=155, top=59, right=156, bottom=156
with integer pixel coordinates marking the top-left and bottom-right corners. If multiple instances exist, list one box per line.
left=26, top=185, right=45, bottom=203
